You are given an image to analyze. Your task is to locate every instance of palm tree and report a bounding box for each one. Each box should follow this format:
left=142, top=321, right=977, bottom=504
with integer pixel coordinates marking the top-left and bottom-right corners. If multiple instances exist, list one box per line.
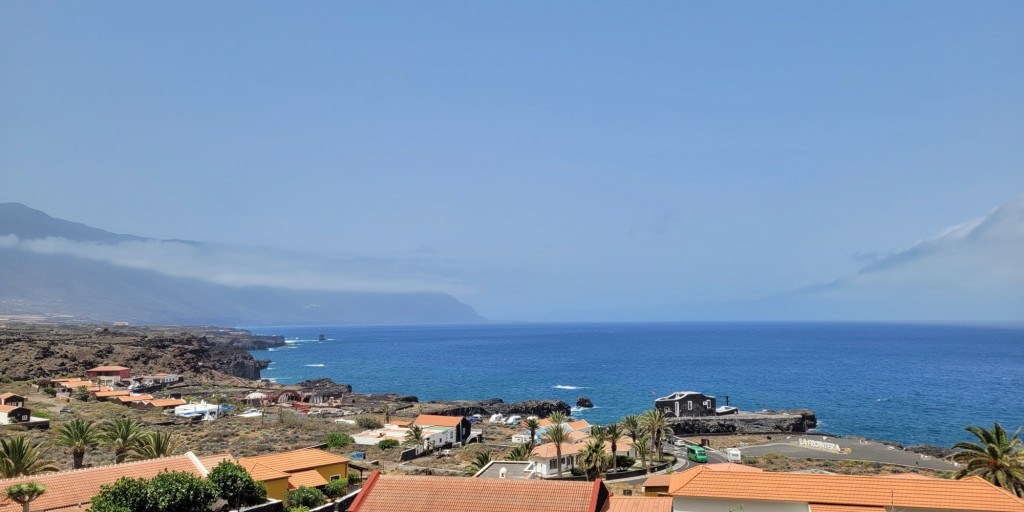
left=579, top=439, right=608, bottom=481
left=0, top=437, right=58, bottom=478
left=548, top=411, right=567, bottom=426
left=5, top=482, right=46, bottom=512
left=406, top=425, right=425, bottom=445
left=641, top=409, right=668, bottom=463
left=633, top=437, right=651, bottom=473
left=466, top=450, right=493, bottom=474
left=129, top=431, right=183, bottom=461
left=524, top=418, right=541, bottom=449
left=604, top=423, right=625, bottom=469
left=953, top=423, right=1024, bottom=497
left=508, top=443, right=532, bottom=461
left=55, top=419, right=100, bottom=469
left=542, top=422, right=569, bottom=477
left=590, top=425, right=608, bottom=444
left=101, top=417, right=147, bottom=463
left=381, top=404, right=392, bottom=425
left=622, top=415, right=643, bottom=444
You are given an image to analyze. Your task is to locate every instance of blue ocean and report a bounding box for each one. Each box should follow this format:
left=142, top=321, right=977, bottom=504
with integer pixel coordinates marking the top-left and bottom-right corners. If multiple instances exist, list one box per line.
left=247, top=322, right=1024, bottom=447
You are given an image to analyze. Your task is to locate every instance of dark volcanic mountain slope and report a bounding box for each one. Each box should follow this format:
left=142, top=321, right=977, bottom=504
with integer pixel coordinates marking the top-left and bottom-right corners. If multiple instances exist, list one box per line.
left=0, top=203, right=483, bottom=325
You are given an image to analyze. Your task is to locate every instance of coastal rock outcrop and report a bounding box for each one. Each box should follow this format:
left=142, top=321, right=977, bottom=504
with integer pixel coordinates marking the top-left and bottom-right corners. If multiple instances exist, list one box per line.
left=576, top=396, right=593, bottom=408
left=295, top=378, right=353, bottom=398
left=668, top=409, right=817, bottom=435
left=0, top=325, right=268, bottom=381
left=422, top=398, right=571, bottom=418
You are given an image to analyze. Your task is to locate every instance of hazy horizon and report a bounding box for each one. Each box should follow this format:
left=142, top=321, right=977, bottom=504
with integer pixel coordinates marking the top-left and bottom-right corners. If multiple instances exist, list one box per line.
left=2, top=2, right=1022, bottom=323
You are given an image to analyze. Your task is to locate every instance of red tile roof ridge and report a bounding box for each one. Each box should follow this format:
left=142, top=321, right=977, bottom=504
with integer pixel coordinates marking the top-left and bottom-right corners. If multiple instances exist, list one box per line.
left=0, top=451, right=232, bottom=484
left=348, top=469, right=381, bottom=512
left=587, top=478, right=603, bottom=512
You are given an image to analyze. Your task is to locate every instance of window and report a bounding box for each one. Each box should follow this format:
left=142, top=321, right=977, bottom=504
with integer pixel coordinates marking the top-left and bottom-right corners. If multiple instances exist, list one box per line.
left=688, top=401, right=693, bottom=410
left=330, top=474, right=341, bottom=481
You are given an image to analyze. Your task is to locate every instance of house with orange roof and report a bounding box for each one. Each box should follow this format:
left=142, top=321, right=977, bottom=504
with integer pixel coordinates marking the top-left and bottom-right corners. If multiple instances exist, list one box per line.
left=93, top=389, right=131, bottom=401
left=412, top=414, right=472, bottom=445
left=530, top=440, right=585, bottom=477
left=348, top=470, right=611, bottom=512
left=133, top=398, right=187, bottom=410
left=0, top=404, right=30, bottom=424
left=663, top=464, right=1024, bottom=512
left=0, top=451, right=231, bottom=512
left=85, top=365, right=131, bottom=381
left=0, top=392, right=25, bottom=407
left=238, top=448, right=350, bottom=501
left=114, top=394, right=153, bottom=405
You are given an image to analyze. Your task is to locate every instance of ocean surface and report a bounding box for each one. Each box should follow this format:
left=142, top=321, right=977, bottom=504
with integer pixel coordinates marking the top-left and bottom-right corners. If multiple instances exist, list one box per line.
left=247, top=322, right=1024, bottom=447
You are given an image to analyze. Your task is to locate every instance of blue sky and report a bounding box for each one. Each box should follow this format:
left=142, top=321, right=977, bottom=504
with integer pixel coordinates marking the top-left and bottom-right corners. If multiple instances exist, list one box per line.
left=2, top=2, right=1022, bottom=321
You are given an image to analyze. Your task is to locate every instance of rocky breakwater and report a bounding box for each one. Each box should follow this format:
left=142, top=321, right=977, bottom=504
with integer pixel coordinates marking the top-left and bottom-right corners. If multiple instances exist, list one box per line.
left=421, top=398, right=572, bottom=418
left=668, top=409, right=817, bottom=435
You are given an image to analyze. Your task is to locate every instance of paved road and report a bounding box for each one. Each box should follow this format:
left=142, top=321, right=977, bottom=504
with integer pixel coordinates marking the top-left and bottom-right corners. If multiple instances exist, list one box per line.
left=731, top=434, right=958, bottom=471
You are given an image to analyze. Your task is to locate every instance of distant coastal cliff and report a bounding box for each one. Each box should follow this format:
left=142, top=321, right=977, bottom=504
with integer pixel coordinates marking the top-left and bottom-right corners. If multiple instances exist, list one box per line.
left=0, top=324, right=271, bottom=381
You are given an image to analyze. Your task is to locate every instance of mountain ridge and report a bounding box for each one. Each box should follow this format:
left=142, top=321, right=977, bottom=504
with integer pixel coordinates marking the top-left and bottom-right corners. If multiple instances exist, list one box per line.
left=0, top=203, right=483, bottom=325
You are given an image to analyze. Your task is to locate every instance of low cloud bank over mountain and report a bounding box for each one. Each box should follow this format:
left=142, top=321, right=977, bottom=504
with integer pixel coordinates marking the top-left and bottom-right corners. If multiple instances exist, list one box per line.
left=0, top=203, right=481, bottom=325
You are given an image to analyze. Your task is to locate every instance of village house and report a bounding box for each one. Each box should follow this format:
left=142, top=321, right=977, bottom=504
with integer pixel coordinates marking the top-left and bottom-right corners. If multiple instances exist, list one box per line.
left=85, top=365, right=132, bottom=384
left=132, top=397, right=187, bottom=411
left=114, top=393, right=154, bottom=406
left=412, top=414, right=473, bottom=446
left=660, top=464, right=1024, bottom=512
left=655, top=391, right=716, bottom=418
left=347, top=471, right=611, bottom=512
left=238, top=448, right=350, bottom=501
left=93, top=389, right=131, bottom=401
left=0, top=392, right=25, bottom=407
left=352, top=424, right=414, bottom=446
left=0, top=404, right=31, bottom=424
left=135, top=373, right=183, bottom=386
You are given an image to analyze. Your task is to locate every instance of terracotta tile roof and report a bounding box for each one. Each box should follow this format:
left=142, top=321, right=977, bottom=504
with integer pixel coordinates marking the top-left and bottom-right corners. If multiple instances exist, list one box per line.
left=608, top=496, right=673, bottom=512
left=288, top=469, right=329, bottom=489
left=0, top=405, right=23, bottom=413
left=0, top=393, right=21, bottom=400
left=810, top=505, right=886, bottom=512
left=143, top=398, right=187, bottom=408
left=641, top=474, right=672, bottom=488
left=0, top=452, right=231, bottom=512
left=94, top=390, right=131, bottom=398
left=238, top=448, right=349, bottom=473
left=115, top=394, right=153, bottom=404
left=567, top=430, right=591, bottom=443
left=568, top=419, right=591, bottom=430
left=87, top=366, right=130, bottom=371
left=349, top=471, right=608, bottom=512
left=412, top=414, right=464, bottom=428
left=667, top=465, right=1024, bottom=512
left=701, top=462, right=762, bottom=472
left=531, top=441, right=583, bottom=458
left=241, top=461, right=291, bottom=482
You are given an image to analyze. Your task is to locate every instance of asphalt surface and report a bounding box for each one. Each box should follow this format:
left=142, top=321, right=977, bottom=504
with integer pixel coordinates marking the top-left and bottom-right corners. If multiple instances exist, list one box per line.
left=700, top=434, right=959, bottom=471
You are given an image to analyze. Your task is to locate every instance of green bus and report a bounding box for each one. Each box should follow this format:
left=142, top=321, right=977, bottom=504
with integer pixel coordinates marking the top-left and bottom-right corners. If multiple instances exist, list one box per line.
left=686, top=445, right=708, bottom=463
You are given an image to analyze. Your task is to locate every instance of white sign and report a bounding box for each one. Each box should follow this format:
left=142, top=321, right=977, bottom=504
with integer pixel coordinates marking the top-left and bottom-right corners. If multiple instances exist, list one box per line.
left=798, top=438, right=842, bottom=454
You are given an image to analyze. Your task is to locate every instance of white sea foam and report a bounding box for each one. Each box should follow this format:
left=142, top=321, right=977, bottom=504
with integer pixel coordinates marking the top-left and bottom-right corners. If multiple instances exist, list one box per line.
left=553, top=385, right=585, bottom=390
left=304, top=364, right=326, bottom=367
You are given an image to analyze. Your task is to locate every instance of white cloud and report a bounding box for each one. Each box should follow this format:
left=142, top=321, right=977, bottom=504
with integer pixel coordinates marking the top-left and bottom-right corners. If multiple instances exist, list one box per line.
left=0, top=235, right=467, bottom=294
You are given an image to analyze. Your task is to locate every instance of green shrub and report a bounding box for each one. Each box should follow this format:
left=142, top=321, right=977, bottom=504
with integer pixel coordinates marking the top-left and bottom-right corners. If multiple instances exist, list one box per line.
left=286, top=486, right=325, bottom=508
left=323, top=479, right=348, bottom=499
left=378, top=439, right=399, bottom=450
left=42, top=387, right=56, bottom=397
left=207, top=460, right=267, bottom=509
left=31, top=409, right=53, bottom=419
left=347, top=473, right=360, bottom=485
left=324, top=432, right=354, bottom=449
left=1, top=377, right=12, bottom=384
left=570, top=467, right=585, bottom=477
left=356, top=417, right=383, bottom=430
